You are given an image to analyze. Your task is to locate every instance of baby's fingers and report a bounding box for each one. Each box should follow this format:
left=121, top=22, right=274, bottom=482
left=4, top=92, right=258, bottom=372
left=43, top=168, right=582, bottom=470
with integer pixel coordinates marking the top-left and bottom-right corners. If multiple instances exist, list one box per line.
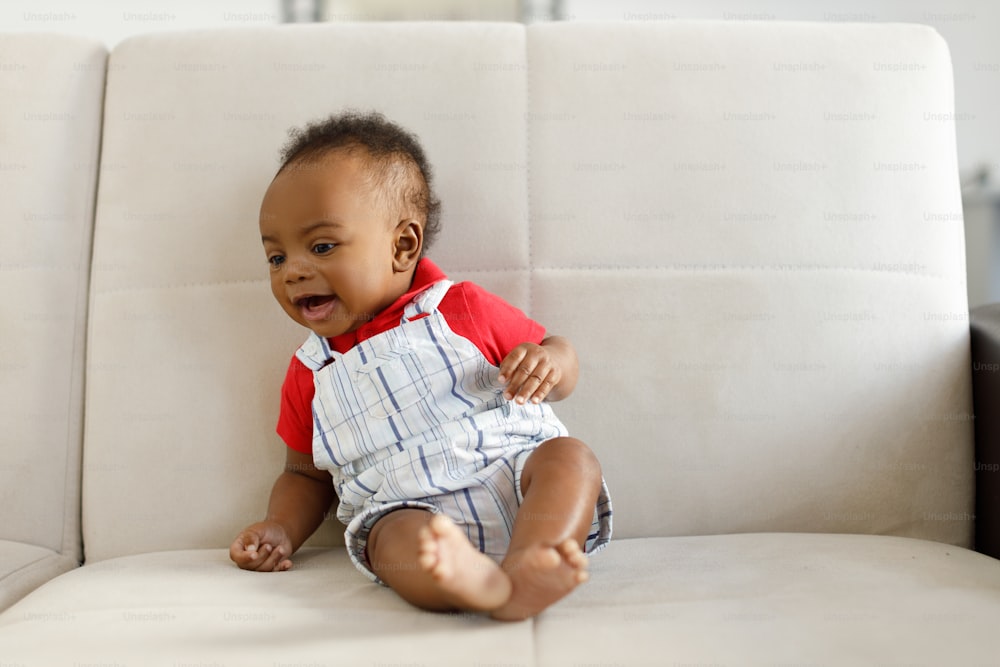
left=510, top=365, right=558, bottom=404
left=497, top=345, right=530, bottom=385
left=229, top=532, right=261, bottom=568
left=524, top=369, right=559, bottom=404
left=500, top=344, right=557, bottom=403
left=254, top=543, right=291, bottom=572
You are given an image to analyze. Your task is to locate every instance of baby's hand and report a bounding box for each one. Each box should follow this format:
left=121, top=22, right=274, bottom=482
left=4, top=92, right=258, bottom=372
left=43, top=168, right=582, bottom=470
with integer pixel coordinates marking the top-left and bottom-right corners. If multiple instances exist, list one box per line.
left=230, top=521, right=294, bottom=572
left=498, top=342, right=562, bottom=405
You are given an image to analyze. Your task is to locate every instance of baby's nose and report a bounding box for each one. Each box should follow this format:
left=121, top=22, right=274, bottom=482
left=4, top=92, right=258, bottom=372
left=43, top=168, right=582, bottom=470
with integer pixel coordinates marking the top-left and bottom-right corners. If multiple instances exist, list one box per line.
left=284, top=256, right=315, bottom=281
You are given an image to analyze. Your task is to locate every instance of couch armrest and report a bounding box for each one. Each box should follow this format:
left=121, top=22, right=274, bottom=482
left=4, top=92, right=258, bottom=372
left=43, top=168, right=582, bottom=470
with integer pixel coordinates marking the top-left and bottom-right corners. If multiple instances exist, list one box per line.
left=971, top=303, right=1000, bottom=558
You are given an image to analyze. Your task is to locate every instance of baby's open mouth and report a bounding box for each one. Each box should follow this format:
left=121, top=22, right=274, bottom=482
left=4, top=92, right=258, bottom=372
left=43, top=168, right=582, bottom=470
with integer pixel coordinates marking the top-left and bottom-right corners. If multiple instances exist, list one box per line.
left=297, top=294, right=338, bottom=322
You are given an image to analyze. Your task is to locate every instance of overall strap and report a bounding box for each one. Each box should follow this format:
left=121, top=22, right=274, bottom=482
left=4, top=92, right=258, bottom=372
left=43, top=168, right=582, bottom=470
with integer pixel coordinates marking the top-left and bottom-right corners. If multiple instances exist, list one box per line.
left=401, top=279, right=454, bottom=324
left=295, top=279, right=454, bottom=369
left=295, top=331, right=338, bottom=371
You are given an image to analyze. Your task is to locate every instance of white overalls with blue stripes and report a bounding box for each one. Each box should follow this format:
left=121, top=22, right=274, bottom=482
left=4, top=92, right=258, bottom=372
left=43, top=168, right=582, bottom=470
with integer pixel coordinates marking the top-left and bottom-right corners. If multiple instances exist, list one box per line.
left=295, top=278, right=613, bottom=583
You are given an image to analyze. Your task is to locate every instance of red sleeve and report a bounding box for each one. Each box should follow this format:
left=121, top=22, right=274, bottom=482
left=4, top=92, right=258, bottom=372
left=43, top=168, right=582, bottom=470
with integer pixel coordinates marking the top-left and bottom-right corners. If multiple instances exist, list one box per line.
left=439, top=282, right=546, bottom=366
left=276, top=355, right=315, bottom=454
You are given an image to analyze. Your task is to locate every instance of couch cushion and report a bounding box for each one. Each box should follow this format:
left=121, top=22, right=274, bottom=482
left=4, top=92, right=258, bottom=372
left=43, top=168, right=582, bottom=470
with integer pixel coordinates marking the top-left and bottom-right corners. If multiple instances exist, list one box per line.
left=0, top=534, right=997, bottom=665
left=540, top=534, right=1000, bottom=665
left=0, top=33, right=105, bottom=606
left=83, top=22, right=531, bottom=562
left=0, top=547, right=535, bottom=665
left=0, top=541, right=77, bottom=612
left=526, top=21, right=973, bottom=546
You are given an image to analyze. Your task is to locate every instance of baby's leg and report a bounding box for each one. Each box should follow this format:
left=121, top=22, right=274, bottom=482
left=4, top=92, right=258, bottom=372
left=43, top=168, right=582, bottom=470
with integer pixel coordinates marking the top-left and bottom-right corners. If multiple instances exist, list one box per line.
left=491, top=437, right=603, bottom=621
left=366, top=509, right=511, bottom=612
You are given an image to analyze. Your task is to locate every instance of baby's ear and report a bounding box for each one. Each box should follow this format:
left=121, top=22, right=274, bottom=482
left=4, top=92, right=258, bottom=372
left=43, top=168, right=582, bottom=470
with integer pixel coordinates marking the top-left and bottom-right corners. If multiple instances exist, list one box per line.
left=392, top=219, right=423, bottom=272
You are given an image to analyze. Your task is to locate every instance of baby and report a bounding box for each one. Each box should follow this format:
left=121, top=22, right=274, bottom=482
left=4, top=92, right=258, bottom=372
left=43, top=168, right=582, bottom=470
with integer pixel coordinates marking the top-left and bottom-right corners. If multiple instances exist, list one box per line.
left=230, top=110, right=612, bottom=621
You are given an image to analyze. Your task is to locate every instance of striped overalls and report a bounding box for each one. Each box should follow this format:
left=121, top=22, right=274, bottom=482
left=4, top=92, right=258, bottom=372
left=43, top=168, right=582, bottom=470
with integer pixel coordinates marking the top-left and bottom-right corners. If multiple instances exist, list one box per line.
left=296, top=279, right=613, bottom=582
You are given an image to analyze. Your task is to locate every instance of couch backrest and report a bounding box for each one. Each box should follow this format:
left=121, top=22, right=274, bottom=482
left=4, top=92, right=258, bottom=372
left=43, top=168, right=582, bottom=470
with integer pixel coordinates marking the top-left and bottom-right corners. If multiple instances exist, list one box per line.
left=81, top=21, right=973, bottom=562
left=527, top=21, right=971, bottom=546
left=0, top=34, right=105, bottom=560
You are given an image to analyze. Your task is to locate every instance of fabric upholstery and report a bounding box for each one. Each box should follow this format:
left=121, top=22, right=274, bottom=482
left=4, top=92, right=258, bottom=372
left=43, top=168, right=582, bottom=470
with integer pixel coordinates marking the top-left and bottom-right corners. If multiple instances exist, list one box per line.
left=0, top=542, right=76, bottom=613
left=1, top=535, right=999, bottom=665
left=527, top=21, right=972, bottom=545
left=83, top=23, right=531, bottom=561
left=82, top=21, right=974, bottom=564
left=0, top=33, right=105, bottom=609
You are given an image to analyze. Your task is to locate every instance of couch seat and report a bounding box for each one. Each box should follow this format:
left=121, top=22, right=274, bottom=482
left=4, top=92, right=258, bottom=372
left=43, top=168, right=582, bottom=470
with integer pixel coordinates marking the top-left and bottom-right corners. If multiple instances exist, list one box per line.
left=0, top=541, right=77, bottom=612
left=0, top=533, right=997, bottom=665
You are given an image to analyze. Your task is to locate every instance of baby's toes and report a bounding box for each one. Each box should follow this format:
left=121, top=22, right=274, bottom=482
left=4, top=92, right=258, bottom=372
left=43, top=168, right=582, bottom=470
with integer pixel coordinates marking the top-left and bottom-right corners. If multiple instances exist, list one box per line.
left=416, top=526, right=440, bottom=570
left=555, top=540, right=590, bottom=580
left=556, top=540, right=587, bottom=566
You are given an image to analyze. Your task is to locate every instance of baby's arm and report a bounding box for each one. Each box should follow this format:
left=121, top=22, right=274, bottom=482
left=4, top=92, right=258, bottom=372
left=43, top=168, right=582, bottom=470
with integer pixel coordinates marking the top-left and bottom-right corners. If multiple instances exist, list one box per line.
left=230, top=448, right=335, bottom=572
left=498, top=335, right=579, bottom=405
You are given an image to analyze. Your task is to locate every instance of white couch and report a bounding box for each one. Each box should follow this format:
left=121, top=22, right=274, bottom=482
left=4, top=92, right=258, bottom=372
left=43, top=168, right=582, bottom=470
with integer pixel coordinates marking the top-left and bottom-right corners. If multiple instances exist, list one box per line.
left=2, top=20, right=1000, bottom=666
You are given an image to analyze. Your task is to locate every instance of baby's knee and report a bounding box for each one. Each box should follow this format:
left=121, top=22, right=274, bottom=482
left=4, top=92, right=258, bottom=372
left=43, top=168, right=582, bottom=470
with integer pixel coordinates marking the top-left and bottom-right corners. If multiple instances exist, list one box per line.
left=535, top=437, right=603, bottom=480
left=366, top=508, right=434, bottom=559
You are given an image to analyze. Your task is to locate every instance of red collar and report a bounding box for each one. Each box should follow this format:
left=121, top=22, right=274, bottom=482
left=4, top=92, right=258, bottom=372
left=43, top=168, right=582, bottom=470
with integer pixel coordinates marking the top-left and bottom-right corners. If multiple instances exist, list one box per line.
left=327, top=258, right=447, bottom=353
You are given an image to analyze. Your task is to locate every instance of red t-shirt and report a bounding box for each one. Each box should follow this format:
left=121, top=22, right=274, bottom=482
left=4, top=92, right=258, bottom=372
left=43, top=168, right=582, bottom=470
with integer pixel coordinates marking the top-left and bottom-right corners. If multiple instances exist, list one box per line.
left=277, top=258, right=547, bottom=454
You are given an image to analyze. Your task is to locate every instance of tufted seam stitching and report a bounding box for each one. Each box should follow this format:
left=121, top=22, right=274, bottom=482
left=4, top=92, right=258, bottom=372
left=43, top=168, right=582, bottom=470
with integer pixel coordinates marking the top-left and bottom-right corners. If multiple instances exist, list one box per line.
left=87, top=264, right=956, bottom=297
left=524, top=25, right=535, bottom=317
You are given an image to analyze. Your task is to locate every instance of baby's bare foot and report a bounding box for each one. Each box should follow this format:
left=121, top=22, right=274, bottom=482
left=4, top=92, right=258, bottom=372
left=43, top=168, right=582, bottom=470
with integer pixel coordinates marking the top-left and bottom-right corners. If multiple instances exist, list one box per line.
left=490, top=539, right=589, bottom=621
left=417, top=514, right=512, bottom=612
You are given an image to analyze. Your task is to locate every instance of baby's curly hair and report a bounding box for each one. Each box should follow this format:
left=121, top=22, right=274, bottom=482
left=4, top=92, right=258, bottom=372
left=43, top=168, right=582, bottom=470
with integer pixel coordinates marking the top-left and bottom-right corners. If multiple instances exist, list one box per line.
left=278, top=110, right=442, bottom=252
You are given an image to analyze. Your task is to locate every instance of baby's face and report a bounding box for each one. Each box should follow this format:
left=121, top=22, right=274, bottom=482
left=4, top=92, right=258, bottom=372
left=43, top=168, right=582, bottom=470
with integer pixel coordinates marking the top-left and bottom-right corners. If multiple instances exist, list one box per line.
left=259, top=152, right=403, bottom=338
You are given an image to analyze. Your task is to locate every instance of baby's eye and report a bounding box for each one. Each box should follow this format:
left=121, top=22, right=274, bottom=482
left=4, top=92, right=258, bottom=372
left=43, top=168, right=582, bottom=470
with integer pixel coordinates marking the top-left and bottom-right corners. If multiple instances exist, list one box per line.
left=312, top=243, right=336, bottom=254
left=267, top=254, right=285, bottom=268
